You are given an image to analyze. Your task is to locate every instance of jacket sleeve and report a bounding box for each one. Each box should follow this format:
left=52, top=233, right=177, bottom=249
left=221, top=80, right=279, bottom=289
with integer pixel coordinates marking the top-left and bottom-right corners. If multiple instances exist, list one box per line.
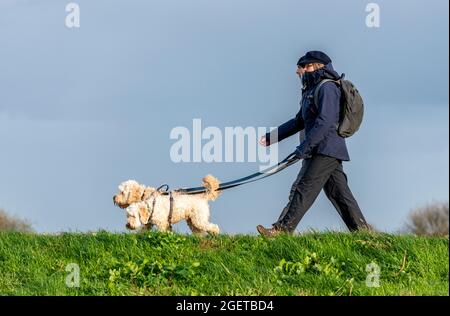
left=295, top=82, right=340, bottom=158
left=265, top=109, right=304, bottom=145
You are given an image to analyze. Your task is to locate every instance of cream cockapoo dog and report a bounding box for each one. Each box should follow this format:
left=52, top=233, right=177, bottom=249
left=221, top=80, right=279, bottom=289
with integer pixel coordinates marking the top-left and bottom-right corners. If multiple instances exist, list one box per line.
left=113, top=175, right=221, bottom=235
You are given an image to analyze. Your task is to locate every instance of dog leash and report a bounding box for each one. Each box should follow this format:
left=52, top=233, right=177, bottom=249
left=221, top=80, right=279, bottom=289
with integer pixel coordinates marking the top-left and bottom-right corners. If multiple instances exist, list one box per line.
left=157, top=151, right=300, bottom=195
left=148, top=152, right=299, bottom=228
left=211, top=152, right=299, bottom=192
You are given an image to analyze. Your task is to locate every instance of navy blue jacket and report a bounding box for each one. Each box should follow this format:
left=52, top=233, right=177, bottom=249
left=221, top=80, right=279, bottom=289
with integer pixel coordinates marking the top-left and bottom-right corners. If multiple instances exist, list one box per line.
left=266, top=63, right=350, bottom=161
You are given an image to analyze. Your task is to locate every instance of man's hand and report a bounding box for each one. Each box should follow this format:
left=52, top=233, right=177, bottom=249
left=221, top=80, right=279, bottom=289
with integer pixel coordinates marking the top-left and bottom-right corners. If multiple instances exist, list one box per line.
left=259, top=136, right=268, bottom=147
left=294, top=146, right=310, bottom=160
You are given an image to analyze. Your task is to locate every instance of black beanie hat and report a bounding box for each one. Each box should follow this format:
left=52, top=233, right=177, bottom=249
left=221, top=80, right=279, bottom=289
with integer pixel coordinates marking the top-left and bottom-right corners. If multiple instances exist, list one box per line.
left=297, top=51, right=332, bottom=67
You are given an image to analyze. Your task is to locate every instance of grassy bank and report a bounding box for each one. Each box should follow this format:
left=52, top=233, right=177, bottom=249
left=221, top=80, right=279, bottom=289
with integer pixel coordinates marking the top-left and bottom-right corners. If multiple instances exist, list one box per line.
left=0, top=231, right=448, bottom=295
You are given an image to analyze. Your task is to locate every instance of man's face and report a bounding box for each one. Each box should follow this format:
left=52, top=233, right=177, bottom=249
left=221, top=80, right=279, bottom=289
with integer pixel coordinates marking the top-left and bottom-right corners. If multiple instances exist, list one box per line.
left=296, top=65, right=305, bottom=78
left=304, top=63, right=315, bottom=72
left=296, top=63, right=316, bottom=78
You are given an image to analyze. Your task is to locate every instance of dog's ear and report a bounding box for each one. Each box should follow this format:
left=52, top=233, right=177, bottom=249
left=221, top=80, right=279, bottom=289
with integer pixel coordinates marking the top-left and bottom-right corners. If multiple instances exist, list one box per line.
left=137, top=203, right=150, bottom=224
left=127, top=182, right=145, bottom=203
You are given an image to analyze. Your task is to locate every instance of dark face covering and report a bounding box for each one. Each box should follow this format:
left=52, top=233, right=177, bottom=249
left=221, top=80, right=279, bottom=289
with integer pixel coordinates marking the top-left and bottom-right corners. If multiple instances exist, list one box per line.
left=301, top=70, right=316, bottom=89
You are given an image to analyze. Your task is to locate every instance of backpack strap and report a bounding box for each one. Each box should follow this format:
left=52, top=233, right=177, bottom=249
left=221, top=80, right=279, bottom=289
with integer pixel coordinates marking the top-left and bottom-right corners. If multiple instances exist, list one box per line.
left=313, top=79, right=340, bottom=107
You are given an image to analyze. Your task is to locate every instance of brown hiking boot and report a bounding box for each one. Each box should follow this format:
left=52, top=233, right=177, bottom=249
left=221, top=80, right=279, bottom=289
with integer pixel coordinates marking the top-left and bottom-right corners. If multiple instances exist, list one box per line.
left=256, top=224, right=285, bottom=237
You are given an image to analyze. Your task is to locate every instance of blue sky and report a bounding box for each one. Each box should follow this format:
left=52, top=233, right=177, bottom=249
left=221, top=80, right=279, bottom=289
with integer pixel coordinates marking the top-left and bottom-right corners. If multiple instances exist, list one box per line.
left=0, top=0, right=448, bottom=234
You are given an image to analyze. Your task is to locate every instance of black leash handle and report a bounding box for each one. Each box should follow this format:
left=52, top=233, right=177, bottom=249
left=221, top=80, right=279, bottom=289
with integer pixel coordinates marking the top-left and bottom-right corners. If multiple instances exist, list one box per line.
left=216, top=154, right=299, bottom=191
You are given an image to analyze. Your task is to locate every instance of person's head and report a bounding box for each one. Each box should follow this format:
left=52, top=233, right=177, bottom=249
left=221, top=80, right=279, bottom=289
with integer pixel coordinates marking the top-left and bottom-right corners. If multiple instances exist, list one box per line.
left=295, top=64, right=305, bottom=77
left=296, top=62, right=325, bottom=77
left=296, top=50, right=331, bottom=77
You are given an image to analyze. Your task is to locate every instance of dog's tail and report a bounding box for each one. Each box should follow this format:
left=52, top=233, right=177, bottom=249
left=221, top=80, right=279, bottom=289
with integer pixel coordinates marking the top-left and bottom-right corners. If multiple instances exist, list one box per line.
left=202, top=174, right=221, bottom=201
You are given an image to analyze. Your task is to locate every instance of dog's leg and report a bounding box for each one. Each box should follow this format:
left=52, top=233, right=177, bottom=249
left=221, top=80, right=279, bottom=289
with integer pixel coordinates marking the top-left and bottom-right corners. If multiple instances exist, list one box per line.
left=205, top=223, right=220, bottom=235
left=186, top=218, right=205, bottom=236
left=144, top=223, right=154, bottom=231
left=189, top=211, right=220, bottom=236
left=154, top=222, right=171, bottom=232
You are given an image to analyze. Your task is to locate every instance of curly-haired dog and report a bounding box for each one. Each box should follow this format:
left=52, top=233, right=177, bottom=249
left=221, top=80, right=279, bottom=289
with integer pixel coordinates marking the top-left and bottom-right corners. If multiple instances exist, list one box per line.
left=113, top=175, right=221, bottom=235
left=113, top=180, right=157, bottom=209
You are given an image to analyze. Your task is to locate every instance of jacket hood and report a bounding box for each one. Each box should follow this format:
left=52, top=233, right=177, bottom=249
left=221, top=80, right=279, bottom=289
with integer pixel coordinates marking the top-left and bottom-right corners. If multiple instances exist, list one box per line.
left=319, top=62, right=341, bottom=80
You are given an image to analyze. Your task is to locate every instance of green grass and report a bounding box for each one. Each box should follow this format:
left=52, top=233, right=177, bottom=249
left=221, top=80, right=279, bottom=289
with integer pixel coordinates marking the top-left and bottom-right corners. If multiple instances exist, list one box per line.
left=0, top=231, right=448, bottom=296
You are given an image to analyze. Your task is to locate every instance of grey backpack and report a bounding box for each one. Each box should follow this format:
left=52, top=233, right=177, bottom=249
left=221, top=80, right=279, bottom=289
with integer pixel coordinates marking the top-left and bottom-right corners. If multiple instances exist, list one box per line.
left=314, top=74, right=364, bottom=138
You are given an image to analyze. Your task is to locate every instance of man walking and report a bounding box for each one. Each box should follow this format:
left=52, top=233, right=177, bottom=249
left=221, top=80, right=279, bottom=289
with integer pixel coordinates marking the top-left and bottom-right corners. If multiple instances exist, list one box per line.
left=257, top=51, right=370, bottom=237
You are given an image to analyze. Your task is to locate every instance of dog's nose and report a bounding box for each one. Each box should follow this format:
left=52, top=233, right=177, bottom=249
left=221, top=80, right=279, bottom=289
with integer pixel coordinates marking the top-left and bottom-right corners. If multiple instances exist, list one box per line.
left=126, top=223, right=131, bottom=229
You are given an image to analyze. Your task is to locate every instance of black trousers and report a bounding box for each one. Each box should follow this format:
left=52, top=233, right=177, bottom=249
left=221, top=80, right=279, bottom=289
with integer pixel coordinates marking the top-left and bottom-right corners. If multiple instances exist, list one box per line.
left=274, top=154, right=369, bottom=232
